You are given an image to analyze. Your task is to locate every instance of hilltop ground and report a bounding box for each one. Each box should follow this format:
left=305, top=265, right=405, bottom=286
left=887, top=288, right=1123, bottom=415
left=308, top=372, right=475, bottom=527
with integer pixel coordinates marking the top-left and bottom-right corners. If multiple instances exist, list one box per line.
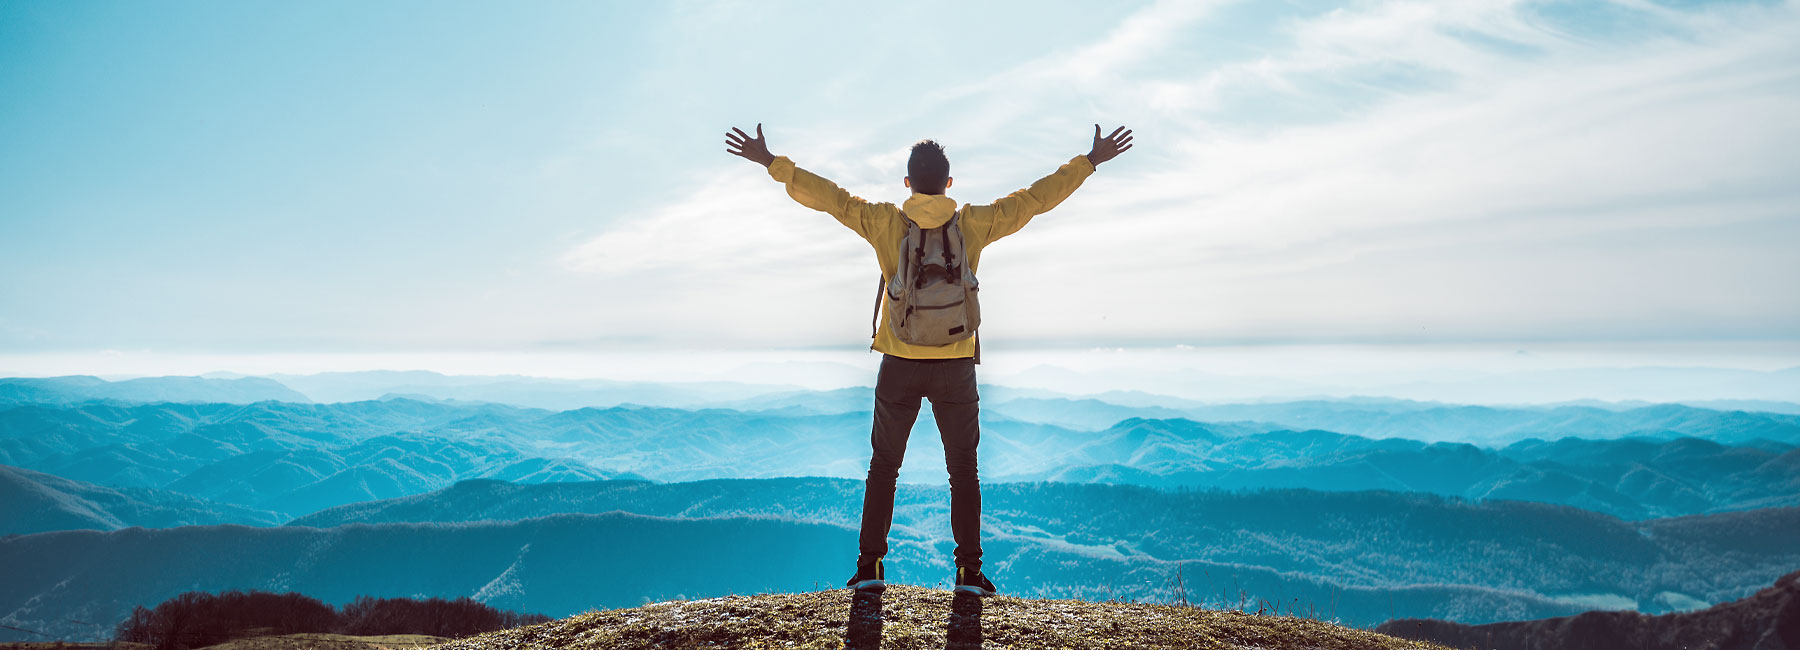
left=423, top=585, right=1448, bottom=650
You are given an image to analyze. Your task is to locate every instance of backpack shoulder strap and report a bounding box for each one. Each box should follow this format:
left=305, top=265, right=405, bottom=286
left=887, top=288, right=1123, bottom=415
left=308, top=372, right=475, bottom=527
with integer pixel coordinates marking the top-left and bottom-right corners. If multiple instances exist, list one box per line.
left=876, top=210, right=921, bottom=339
left=897, top=211, right=922, bottom=289
left=870, top=274, right=883, bottom=339
left=944, top=210, right=963, bottom=272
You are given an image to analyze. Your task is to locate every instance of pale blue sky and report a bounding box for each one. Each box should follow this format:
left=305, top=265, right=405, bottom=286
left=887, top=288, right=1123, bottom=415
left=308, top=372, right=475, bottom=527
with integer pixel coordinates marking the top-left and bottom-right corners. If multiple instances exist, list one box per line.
left=3, top=0, right=1797, bottom=374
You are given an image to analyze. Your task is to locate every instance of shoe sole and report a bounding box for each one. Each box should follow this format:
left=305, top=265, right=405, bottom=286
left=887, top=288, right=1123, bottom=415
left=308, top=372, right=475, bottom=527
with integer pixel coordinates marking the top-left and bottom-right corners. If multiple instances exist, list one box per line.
left=850, top=579, right=886, bottom=590
left=952, top=584, right=994, bottom=597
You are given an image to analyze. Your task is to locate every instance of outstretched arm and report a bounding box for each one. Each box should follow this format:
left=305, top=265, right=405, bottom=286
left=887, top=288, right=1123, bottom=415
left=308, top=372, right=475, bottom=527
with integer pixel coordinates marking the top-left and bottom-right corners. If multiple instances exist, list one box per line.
left=974, top=124, right=1133, bottom=244
left=724, top=123, right=891, bottom=243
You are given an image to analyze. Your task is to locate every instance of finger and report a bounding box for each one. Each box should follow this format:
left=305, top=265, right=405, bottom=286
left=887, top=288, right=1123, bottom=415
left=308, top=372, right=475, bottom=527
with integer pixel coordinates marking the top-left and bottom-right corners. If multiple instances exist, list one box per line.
left=726, top=135, right=745, bottom=146
left=1094, top=124, right=1101, bottom=139
left=1116, top=143, right=1132, bottom=154
left=733, top=127, right=750, bottom=139
left=1115, top=129, right=1133, bottom=140
left=1108, top=125, right=1126, bottom=138
left=756, top=123, right=764, bottom=139
left=726, top=132, right=743, bottom=142
left=1116, top=136, right=1133, bottom=147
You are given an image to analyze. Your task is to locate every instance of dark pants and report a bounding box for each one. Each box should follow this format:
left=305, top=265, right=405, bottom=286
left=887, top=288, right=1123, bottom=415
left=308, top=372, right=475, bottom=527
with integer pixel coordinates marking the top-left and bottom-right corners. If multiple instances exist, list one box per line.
left=856, top=353, right=983, bottom=571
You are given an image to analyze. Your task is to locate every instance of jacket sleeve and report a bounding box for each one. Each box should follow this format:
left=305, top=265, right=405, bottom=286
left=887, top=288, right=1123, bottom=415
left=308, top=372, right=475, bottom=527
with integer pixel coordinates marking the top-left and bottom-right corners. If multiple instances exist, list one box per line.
left=767, top=156, right=894, bottom=244
left=967, top=154, right=1096, bottom=244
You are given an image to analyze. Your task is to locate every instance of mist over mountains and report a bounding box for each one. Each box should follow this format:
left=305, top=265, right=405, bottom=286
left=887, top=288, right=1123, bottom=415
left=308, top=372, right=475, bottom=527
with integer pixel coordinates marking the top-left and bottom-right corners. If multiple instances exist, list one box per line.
left=0, top=375, right=312, bottom=405
left=12, top=368, right=1799, bottom=426
left=1, top=370, right=1796, bottom=642
left=984, top=363, right=1800, bottom=406
left=3, top=385, right=1793, bottom=522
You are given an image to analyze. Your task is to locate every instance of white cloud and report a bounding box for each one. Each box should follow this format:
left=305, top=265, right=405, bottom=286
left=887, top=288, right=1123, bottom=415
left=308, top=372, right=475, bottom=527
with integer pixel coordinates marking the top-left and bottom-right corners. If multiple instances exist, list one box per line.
left=559, top=171, right=864, bottom=277
left=555, top=0, right=1800, bottom=347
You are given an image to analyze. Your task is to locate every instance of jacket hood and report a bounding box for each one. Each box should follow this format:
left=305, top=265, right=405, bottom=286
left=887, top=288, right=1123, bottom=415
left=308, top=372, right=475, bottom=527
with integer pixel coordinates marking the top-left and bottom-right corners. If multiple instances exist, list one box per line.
left=901, top=192, right=958, bottom=229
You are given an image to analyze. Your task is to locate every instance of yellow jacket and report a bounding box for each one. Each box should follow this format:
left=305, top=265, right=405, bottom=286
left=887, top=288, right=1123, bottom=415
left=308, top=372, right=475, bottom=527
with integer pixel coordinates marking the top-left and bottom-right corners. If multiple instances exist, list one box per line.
left=767, top=153, right=1096, bottom=359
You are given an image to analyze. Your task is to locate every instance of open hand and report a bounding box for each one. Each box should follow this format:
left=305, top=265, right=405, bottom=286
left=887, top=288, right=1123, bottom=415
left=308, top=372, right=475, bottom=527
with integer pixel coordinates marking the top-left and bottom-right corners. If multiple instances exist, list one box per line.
left=725, top=123, right=775, bottom=167
left=1087, top=124, right=1133, bottom=167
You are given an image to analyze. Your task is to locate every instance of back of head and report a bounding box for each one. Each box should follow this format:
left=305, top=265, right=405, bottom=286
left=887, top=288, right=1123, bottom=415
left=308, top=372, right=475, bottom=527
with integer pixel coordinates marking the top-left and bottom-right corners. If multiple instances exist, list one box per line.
left=908, top=140, right=950, bottom=195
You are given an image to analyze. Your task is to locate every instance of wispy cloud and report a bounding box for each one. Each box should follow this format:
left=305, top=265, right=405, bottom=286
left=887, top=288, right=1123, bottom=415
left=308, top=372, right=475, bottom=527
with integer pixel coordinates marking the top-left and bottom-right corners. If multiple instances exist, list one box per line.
left=560, top=0, right=1800, bottom=346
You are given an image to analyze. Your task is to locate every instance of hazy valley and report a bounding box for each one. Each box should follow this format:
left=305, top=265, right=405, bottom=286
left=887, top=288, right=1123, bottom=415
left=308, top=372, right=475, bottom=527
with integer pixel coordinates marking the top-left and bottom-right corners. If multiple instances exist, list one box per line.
left=2, top=371, right=1797, bottom=642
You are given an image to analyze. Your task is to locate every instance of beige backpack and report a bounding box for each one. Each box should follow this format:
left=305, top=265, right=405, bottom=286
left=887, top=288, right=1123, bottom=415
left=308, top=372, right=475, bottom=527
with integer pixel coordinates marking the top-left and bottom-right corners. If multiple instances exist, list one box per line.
left=870, top=210, right=982, bottom=351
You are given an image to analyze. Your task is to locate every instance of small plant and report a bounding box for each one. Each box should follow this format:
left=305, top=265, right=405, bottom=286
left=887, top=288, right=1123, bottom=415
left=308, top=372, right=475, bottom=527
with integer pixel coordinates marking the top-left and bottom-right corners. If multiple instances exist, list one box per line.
left=1166, top=567, right=1189, bottom=607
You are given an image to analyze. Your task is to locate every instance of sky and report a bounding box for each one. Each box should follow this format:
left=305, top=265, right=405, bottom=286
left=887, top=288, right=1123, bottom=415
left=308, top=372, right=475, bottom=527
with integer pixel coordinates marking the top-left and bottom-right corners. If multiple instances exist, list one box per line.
left=2, top=0, right=1798, bottom=382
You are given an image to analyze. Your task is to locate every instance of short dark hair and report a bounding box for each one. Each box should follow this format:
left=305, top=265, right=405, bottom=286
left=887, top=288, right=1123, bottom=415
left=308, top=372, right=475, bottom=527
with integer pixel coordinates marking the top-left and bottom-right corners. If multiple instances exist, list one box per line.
left=907, top=139, right=950, bottom=195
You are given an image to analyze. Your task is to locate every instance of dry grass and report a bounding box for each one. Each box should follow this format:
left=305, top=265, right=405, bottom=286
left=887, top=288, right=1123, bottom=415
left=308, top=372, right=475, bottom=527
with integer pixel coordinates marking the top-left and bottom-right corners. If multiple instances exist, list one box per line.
left=421, top=585, right=1452, bottom=650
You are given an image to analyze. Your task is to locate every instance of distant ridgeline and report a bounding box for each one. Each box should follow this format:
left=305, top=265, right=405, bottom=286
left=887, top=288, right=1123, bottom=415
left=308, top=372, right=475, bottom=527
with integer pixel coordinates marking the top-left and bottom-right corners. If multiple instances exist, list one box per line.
left=1, top=374, right=1798, bottom=642
left=2, top=385, right=1797, bottom=522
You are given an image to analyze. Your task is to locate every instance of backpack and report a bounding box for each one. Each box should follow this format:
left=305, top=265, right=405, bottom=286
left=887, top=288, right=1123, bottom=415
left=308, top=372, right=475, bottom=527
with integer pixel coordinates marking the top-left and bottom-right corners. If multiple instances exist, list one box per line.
left=871, top=210, right=982, bottom=349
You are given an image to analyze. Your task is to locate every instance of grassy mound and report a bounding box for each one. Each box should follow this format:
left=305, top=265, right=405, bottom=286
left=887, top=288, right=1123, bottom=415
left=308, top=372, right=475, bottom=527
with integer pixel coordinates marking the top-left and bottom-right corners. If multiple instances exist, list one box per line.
left=424, top=585, right=1449, bottom=650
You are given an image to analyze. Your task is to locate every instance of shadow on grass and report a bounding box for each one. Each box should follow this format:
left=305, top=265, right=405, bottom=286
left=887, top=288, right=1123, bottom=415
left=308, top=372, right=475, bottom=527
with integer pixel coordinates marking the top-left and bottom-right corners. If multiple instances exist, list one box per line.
left=845, top=588, right=884, bottom=650
left=947, top=591, right=983, bottom=650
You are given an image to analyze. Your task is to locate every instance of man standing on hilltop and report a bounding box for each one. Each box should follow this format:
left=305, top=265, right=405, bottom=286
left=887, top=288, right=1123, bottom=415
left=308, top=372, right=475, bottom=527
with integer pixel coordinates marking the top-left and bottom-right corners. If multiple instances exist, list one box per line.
left=724, top=123, right=1133, bottom=597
